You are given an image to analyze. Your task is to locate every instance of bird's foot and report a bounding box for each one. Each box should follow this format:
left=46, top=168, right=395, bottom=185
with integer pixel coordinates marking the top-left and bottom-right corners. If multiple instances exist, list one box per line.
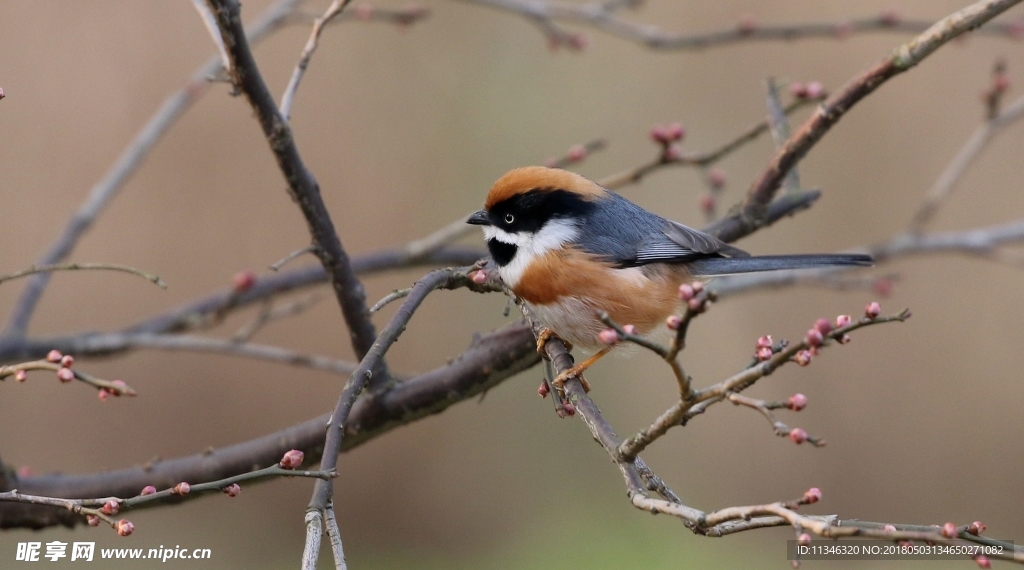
left=552, top=364, right=592, bottom=393
left=536, top=327, right=572, bottom=356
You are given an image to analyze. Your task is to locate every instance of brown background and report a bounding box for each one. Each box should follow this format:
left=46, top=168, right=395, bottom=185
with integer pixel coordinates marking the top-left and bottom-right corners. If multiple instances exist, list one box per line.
left=1, top=1, right=1022, bottom=568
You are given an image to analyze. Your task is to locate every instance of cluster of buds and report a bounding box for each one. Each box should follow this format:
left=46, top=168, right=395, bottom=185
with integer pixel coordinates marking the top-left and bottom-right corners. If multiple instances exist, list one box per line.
left=650, top=123, right=684, bottom=162
left=46, top=350, right=76, bottom=383
left=790, top=81, right=825, bottom=100
left=677, top=281, right=709, bottom=313
left=755, top=335, right=773, bottom=362
left=699, top=168, right=728, bottom=219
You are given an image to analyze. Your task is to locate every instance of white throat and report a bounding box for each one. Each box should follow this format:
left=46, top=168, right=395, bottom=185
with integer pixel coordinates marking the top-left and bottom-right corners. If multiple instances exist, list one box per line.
left=483, top=218, right=579, bottom=288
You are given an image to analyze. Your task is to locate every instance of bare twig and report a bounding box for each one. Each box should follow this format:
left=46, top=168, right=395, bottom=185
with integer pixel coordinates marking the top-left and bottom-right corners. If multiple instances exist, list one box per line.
left=738, top=0, right=1024, bottom=237
left=207, top=0, right=384, bottom=379
left=597, top=95, right=823, bottom=190
left=2, top=0, right=308, bottom=339
left=280, top=0, right=354, bottom=121
left=0, top=263, right=166, bottom=289
left=462, top=0, right=1024, bottom=51
left=270, top=245, right=317, bottom=271
left=908, top=92, right=1024, bottom=233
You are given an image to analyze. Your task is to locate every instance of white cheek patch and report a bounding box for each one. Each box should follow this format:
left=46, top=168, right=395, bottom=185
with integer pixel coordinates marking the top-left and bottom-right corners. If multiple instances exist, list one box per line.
left=488, top=218, right=579, bottom=288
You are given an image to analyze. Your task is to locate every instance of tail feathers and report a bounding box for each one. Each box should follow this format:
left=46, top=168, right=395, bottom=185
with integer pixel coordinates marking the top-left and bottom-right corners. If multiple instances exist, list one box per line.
left=687, top=254, right=872, bottom=276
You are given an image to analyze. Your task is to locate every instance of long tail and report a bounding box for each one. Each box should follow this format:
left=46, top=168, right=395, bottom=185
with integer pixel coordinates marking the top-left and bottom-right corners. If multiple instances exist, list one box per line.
left=687, top=254, right=872, bottom=276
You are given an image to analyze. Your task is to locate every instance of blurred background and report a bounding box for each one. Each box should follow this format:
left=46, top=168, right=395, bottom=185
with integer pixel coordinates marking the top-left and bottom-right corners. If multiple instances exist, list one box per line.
left=1, top=0, right=1023, bottom=568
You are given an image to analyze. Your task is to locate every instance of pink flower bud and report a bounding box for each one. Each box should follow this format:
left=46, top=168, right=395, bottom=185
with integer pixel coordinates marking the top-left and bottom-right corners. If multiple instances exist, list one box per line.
left=794, top=350, right=812, bottom=366
left=756, top=335, right=773, bottom=349
left=665, top=122, right=685, bottom=142
left=789, top=428, right=808, bottom=444
left=699, top=193, right=715, bottom=215
left=650, top=125, right=669, bottom=144
left=994, top=74, right=1010, bottom=93
left=788, top=393, right=808, bottom=411
left=562, top=402, right=576, bottom=416
left=756, top=346, right=773, bottom=362
left=98, top=389, right=110, bottom=402
left=803, top=487, right=821, bottom=503
left=111, top=380, right=127, bottom=394
left=232, top=271, right=257, bottom=293
left=873, top=277, right=893, bottom=297
left=222, top=483, right=241, bottom=497
left=677, top=284, right=694, bottom=301
left=837, top=334, right=851, bottom=344
left=865, top=301, right=881, bottom=318
left=14, top=370, right=27, bottom=382
left=737, top=14, right=757, bottom=34
left=691, top=281, right=704, bottom=293
left=566, top=33, right=588, bottom=51
left=567, top=144, right=587, bottom=162
left=879, top=8, right=900, bottom=25
left=687, top=298, right=705, bottom=312
left=813, top=318, right=831, bottom=335
left=87, top=515, right=101, bottom=527
left=805, top=328, right=824, bottom=348
left=883, top=524, right=897, bottom=532
left=968, top=521, right=986, bottom=535
left=1009, top=19, right=1024, bottom=40
left=789, top=82, right=808, bottom=98
left=470, top=270, right=487, bottom=284
left=537, top=382, right=549, bottom=398
left=797, top=533, right=811, bottom=546
left=975, top=554, right=991, bottom=569
left=46, top=349, right=63, bottom=363
left=0, top=87, right=5, bottom=100
left=141, top=485, right=157, bottom=496
left=707, top=168, right=727, bottom=189
left=116, top=519, right=134, bottom=536
left=804, top=81, right=825, bottom=99
left=354, top=3, right=374, bottom=20
left=102, top=500, right=119, bottom=515
left=835, top=314, right=852, bottom=328
left=834, top=21, right=854, bottom=39
left=622, top=324, right=637, bottom=335
left=941, top=522, right=958, bottom=538
left=665, top=315, right=682, bottom=330
left=664, top=143, right=682, bottom=162
left=280, top=449, right=305, bottom=469
left=173, top=482, right=190, bottom=495
left=598, top=329, right=620, bottom=345
left=57, top=367, right=75, bottom=383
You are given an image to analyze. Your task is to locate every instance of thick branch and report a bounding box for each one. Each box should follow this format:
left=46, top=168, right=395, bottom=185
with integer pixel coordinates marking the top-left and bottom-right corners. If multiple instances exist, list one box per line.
left=207, top=0, right=382, bottom=378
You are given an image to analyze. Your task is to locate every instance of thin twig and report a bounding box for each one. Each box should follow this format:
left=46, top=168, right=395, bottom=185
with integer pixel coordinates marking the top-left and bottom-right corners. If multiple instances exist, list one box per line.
left=908, top=93, right=1024, bottom=233
left=280, top=0, right=354, bottom=121
left=0, top=263, right=166, bottom=288
left=269, top=245, right=317, bottom=271
left=2, top=0, right=308, bottom=339
left=207, top=0, right=384, bottom=380
left=738, top=0, right=1024, bottom=237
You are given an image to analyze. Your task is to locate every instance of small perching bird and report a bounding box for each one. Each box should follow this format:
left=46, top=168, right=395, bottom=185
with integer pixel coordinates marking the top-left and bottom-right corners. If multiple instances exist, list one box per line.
left=468, top=167, right=871, bottom=389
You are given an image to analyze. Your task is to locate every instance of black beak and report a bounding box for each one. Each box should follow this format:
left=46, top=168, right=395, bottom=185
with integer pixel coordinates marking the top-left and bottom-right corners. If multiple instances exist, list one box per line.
left=466, top=210, right=491, bottom=226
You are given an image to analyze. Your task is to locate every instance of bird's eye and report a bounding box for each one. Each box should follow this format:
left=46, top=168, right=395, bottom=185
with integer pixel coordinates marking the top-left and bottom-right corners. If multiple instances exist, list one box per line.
left=504, top=213, right=515, bottom=225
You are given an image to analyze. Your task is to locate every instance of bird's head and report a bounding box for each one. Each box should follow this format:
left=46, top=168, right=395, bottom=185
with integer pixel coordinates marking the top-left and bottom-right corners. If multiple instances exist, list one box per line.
left=467, top=167, right=607, bottom=286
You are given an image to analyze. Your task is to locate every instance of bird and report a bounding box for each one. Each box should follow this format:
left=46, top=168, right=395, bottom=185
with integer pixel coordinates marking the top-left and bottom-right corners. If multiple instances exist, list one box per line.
left=467, top=166, right=872, bottom=390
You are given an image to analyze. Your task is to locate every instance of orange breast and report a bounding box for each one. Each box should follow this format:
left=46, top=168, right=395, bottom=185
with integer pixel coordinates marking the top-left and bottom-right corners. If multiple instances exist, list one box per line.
left=513, top=247, right=690, bottom=339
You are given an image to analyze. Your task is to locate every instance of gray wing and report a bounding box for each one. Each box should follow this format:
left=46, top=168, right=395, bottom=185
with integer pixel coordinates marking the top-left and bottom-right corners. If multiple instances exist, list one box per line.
left=574, top=192, right=748, bottom=267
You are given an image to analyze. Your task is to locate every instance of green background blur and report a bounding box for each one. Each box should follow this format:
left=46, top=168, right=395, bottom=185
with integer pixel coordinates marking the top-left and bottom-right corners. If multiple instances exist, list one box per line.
left=1, top=1, right=1023, bottom=568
